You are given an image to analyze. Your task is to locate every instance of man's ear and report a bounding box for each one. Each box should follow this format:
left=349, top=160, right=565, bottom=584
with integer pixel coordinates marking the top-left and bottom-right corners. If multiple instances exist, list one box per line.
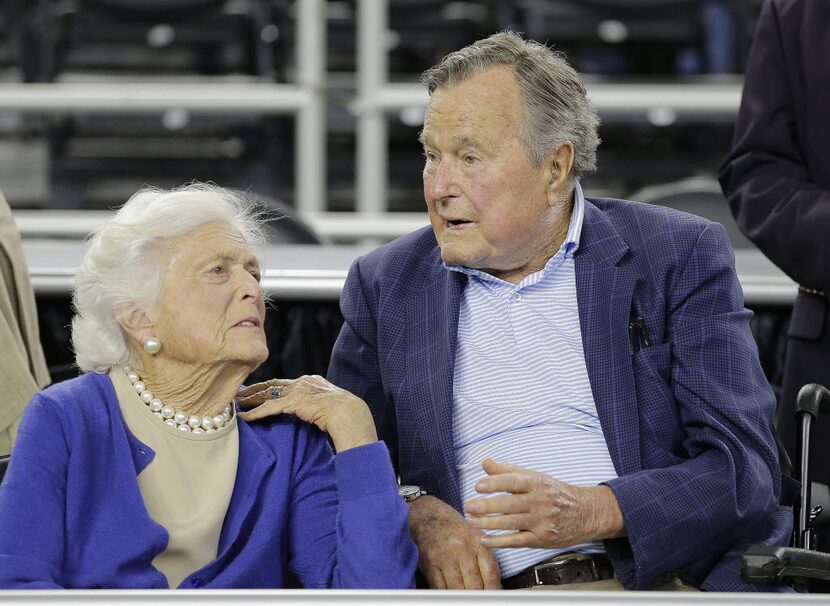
left=544, top=141, right=575, bottom=206
left=113, top=304, right=155, bottom=346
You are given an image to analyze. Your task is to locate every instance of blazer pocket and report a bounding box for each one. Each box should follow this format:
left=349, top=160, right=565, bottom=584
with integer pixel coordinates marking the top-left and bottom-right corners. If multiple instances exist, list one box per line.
left=632, top=342, right=672, bottom=382
left=788, top=291, right=826, bottom=341
left=632, top=343, right=682, bottom=459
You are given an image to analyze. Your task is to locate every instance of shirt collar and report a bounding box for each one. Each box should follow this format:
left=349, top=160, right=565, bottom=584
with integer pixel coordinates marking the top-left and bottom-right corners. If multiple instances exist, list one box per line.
left=444, top=181, right=586, bottom=282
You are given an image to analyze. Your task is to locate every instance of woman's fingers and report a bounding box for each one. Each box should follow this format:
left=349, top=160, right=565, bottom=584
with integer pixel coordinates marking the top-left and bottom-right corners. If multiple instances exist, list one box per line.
left=237, top=378, right=294, bottom=407
left=237, top=375, right=377, bottom=452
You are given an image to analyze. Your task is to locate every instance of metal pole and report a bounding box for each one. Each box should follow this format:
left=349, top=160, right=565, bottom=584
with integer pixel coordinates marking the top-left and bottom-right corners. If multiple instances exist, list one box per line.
left=295, top=0, right=326, bottom=214
left=799, top=413, right=814, bottom=549
left=356, top=0, right=389, bottom=215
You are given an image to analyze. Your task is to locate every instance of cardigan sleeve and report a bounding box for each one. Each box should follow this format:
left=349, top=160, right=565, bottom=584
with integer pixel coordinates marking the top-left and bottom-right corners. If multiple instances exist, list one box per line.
left=0, top=394, right=68, bottom=588
left=284, top=432, right=417, bottom=589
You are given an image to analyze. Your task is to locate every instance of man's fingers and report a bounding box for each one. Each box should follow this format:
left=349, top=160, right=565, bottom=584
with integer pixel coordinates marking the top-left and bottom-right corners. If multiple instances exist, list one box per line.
left=480, top=530, right=534, bottom=549
left=474, top=472, right=533, bottom=495
left=467, top=513, right=525, bottom=532
left=438, top=564, right=465, bottom=589
left=458, top=551, right=485, bottom=590
left=465, top=494, right=526, bottom=515
left=477, top=546, right=502, bottom=589
left=482, top=458, right=527, bottom=475
left=425, top=568, right=447, bottom=590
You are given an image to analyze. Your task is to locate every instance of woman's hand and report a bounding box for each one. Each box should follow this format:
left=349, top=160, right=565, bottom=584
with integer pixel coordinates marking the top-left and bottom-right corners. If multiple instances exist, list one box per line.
left=237, top=376, right=378, bottom=452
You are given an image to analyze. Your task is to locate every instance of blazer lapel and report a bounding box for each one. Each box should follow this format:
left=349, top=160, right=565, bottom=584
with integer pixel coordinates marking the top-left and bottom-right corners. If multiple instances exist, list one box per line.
left=406, top=264, right=465, bottom=511
left=575, top=200, right=642, bottom=477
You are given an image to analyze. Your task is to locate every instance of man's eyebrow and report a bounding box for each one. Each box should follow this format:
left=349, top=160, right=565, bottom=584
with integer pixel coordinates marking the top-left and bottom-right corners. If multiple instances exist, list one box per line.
left=417, top=133, right=483, bottom=150
left=450, top=135, right=481, bottom=149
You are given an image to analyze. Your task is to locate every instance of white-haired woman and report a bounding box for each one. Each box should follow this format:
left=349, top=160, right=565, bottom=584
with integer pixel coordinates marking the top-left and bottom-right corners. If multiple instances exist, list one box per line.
left=0, top=184, right=417, bottom=589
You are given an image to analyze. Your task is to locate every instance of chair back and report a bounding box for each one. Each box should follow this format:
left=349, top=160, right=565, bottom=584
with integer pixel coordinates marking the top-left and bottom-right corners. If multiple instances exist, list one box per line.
left=0, top=454, right=9, bottom=486
left=630, top=177, right=754, bottom=250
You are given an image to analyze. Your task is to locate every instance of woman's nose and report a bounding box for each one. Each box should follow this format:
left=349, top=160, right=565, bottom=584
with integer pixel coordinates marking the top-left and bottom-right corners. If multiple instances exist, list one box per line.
left=235, top=268, right=262, bottom=300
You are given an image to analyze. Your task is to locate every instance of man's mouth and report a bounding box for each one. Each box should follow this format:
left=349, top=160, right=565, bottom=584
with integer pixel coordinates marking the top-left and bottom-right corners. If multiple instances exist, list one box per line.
left=446, top=219, right=473, bottom=228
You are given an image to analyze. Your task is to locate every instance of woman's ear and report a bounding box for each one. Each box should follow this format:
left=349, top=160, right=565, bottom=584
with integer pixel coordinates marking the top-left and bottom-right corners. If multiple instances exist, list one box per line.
left=113, top=304, right=155, bottom=346
left=545, top=141, right=575, bottom=207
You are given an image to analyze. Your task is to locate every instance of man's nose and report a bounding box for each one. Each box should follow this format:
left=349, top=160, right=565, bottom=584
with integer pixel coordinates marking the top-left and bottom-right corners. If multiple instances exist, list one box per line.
left=425, top=159, right=458, bottom=202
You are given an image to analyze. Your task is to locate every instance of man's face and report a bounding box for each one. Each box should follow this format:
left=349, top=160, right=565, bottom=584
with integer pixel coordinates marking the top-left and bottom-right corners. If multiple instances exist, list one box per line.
left=420, top=66, right=566, bottom=283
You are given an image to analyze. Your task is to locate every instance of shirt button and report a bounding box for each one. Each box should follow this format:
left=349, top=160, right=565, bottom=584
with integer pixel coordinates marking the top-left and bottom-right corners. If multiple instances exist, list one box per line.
left=512, top=292, right=521, bottom=301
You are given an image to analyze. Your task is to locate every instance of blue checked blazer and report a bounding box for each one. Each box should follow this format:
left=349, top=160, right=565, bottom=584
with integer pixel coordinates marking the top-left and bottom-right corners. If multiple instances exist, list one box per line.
left=328, top=196, right=792, bottom=591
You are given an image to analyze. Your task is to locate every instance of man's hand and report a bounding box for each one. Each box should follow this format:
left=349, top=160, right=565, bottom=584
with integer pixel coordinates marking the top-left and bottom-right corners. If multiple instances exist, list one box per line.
left=408, top=495, right=501, bottom=589
left=464, top=458, right=626, bottom=549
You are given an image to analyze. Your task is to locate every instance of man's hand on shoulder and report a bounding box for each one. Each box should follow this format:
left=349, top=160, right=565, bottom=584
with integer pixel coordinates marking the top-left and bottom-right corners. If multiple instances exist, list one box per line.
left=464, top=458, right=626, bottom=549
left=408, top=495, right=502, bottom=589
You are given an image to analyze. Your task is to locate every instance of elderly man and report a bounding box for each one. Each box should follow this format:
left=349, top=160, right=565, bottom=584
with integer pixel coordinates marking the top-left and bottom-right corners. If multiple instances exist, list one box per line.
left=328, top=32, right=790, bottom=591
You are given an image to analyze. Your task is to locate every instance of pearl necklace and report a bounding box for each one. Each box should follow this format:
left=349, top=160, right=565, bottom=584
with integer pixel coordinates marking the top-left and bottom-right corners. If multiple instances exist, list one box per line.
left=124, top=366, right=233, bottom=434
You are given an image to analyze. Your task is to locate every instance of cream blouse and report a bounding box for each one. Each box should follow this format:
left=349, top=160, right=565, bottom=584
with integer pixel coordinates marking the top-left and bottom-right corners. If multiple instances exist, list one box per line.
left=109, top=367, right=239, bottom=589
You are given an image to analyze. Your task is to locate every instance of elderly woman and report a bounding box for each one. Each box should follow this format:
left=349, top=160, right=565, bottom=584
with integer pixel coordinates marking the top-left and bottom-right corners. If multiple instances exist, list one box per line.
left=0, top=184, right=417, bottom=589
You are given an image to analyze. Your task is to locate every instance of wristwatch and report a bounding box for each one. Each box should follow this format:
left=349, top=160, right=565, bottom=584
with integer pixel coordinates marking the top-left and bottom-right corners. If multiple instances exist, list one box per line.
left=398, top=485, right=427, bottom=502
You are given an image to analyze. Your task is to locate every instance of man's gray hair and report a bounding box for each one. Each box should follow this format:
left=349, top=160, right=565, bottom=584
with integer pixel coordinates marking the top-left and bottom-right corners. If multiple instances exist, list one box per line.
left=421, top=31, right=600, bottom=178
left=71, top=183, right=268, bottom=373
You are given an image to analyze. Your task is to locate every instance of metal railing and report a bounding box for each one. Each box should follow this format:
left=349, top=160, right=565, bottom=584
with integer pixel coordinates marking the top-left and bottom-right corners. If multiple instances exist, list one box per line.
left=0, top=0, right=326, bottom=214
left=352, top=0, right=743, bottom=218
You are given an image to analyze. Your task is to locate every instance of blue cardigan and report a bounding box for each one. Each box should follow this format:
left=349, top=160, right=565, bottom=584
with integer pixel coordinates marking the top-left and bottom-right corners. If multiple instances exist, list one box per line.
left=0, top=372, right=418, bottom=589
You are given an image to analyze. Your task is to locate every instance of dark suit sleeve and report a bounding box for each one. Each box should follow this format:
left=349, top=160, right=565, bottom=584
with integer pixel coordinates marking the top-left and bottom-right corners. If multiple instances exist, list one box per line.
left=718, top=0, right=830, bottom=291
left=606, top=223, right=790, bottom=591
left=327, top=258, right=399, bottom=470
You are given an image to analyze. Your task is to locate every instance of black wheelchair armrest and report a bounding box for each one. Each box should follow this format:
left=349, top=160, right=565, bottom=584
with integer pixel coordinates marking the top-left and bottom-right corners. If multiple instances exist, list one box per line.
left=742, top=544, right=830, bottom=584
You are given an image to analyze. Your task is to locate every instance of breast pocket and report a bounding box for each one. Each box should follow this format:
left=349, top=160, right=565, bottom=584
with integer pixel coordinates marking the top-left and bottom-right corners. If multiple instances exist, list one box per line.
left=632, top=342, right=683, bottom=460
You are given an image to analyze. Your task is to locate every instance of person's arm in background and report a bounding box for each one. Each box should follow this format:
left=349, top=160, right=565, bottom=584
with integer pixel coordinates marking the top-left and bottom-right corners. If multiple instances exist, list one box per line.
left=718, top=0, right=830, bottom=292
left=327, top=258, right=501, bottom=590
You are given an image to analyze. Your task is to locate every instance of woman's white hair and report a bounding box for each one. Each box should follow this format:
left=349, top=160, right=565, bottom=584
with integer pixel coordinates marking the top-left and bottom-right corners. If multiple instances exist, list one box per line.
left=421, top=31, right=601, bottom=178
left=72, top=183, right=268, bottom=373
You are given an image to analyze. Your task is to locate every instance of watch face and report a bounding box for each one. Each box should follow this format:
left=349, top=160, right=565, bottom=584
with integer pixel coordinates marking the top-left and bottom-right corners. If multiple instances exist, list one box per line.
left=399, top=485, right=424, bottom=501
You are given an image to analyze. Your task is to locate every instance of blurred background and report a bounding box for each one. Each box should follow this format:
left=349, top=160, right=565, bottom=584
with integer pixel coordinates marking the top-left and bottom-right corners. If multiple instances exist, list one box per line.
left=2, top=0, right=790, bottom=389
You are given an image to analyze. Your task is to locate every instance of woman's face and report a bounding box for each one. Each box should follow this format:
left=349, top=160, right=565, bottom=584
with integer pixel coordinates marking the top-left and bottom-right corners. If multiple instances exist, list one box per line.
left=149, top=221, right=268, bottom=372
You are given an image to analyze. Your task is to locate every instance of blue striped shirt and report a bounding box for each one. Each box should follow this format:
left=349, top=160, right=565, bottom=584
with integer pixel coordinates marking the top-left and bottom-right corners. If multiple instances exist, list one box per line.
left=447, top=182, right=618, bottom=578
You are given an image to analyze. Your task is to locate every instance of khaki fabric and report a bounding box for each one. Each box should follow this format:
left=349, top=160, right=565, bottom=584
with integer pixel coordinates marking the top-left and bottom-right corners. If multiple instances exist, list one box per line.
left=110, top=367, right=239, bottom=589
left=0, top=190, right=50, bottom=454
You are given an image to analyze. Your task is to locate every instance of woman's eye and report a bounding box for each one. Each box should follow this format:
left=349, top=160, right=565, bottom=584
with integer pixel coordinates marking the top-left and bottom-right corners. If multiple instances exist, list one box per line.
left=211, top=265, right=225, bottom=275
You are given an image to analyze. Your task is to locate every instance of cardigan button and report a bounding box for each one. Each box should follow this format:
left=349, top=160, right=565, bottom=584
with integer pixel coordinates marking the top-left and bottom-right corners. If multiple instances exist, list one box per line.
left=191, top=576, right=203, bottom=587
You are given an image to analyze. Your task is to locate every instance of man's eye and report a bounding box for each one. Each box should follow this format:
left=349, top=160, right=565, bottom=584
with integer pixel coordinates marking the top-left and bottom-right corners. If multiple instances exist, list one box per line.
left=463, top=154, right=478, bottom=164
left=211, top=265, right=225, bottom=274
left=250, top=270, right=261, bottom=282
left=423, top=151, right=437, bottom=162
